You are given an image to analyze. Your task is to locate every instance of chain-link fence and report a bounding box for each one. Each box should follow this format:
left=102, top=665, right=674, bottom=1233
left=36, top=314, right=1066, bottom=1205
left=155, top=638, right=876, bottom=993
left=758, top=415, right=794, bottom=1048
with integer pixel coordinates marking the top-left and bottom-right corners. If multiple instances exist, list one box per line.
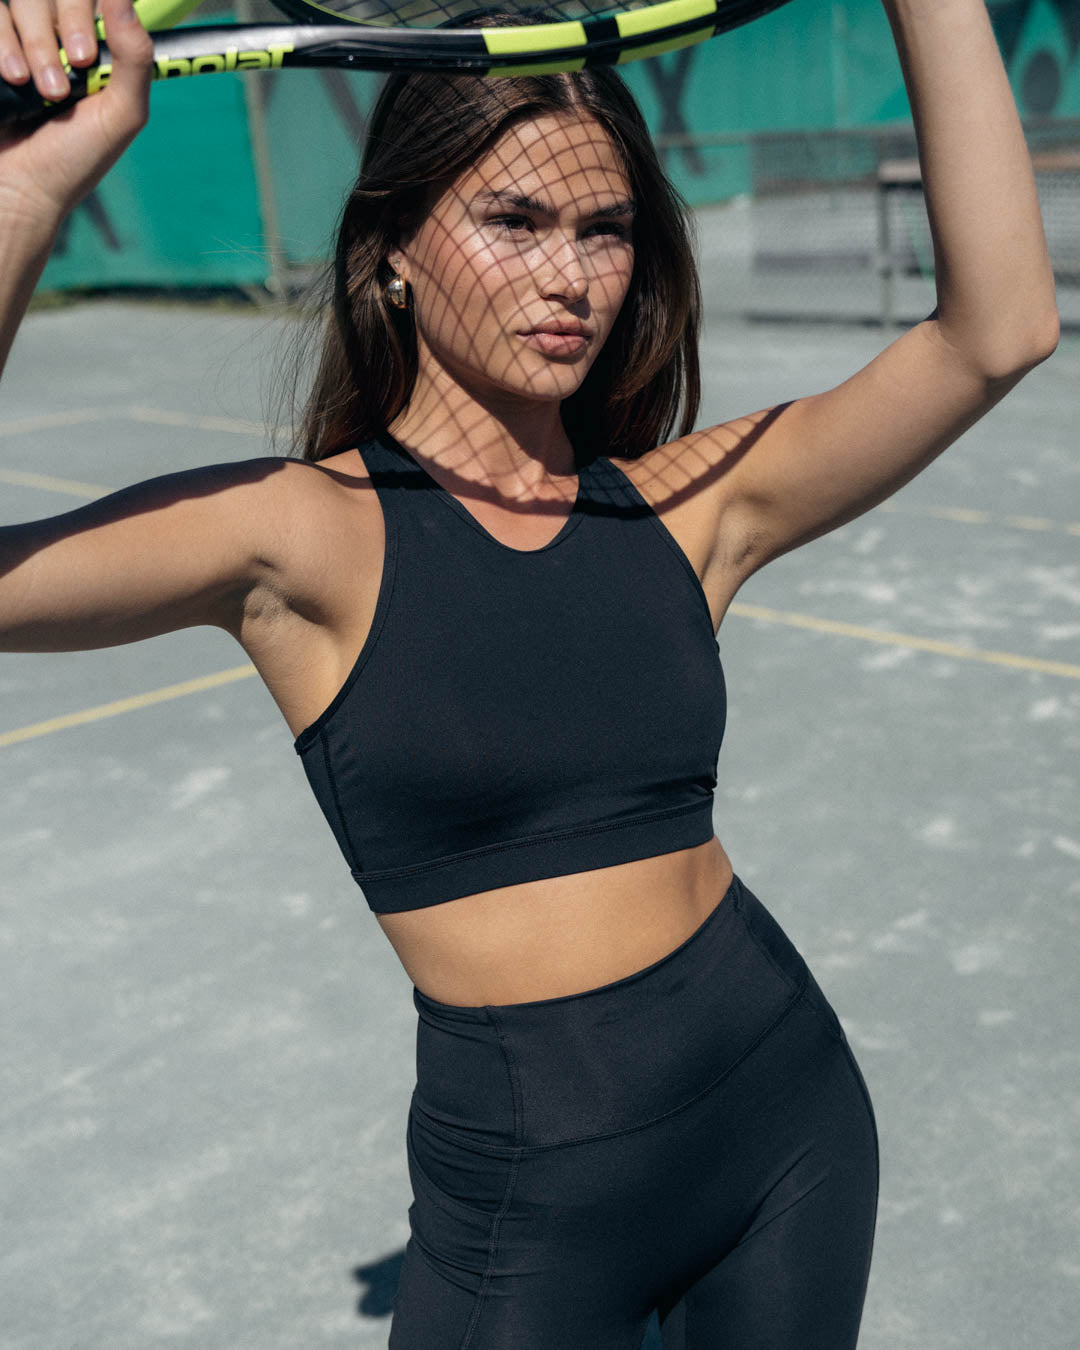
left=673, top=119, right=1080, bottom=327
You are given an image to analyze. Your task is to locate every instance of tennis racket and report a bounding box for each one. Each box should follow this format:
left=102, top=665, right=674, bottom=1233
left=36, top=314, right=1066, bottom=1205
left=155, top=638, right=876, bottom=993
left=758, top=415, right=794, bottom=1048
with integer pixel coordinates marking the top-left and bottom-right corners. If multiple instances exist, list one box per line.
left=0, top=0, right=796, bottom=126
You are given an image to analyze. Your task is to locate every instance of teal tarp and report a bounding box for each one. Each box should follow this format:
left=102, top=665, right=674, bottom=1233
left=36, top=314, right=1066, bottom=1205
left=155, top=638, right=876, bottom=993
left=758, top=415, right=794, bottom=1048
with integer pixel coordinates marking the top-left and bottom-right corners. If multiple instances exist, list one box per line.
left=40, top=0, right=1080, bottom=289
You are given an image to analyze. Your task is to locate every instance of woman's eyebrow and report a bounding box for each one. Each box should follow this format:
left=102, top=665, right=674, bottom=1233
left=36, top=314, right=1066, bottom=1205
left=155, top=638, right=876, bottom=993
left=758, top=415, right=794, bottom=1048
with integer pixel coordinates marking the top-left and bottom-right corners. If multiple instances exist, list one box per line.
left=590, top=198, right=637, bottom=220
left=474, top=190, right=636, bottom=218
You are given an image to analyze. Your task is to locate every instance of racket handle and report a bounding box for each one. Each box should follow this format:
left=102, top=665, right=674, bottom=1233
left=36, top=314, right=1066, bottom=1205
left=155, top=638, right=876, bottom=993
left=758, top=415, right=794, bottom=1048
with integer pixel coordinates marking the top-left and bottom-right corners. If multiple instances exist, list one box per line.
left=0, top=28, right=315, bottom=127
left=0, top=78, right=60, bottom=128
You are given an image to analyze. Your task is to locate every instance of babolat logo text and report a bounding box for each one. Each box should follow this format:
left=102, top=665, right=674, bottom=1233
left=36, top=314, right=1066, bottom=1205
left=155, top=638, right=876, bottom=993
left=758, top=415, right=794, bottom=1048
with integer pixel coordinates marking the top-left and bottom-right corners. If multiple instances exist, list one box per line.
left=87, top=44, right=293, bottom=94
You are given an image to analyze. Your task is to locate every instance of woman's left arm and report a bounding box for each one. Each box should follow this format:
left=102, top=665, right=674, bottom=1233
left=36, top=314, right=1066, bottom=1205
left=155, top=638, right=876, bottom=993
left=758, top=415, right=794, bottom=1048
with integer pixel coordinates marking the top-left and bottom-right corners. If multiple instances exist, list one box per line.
left=685, top=0, right=1059, bottom=587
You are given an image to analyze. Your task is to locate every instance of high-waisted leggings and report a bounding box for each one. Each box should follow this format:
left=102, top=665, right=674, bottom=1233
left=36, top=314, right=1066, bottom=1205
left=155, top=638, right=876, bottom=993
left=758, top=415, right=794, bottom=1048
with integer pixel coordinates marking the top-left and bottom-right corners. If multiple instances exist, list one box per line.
left=389, top=875, right=879, bottom=1349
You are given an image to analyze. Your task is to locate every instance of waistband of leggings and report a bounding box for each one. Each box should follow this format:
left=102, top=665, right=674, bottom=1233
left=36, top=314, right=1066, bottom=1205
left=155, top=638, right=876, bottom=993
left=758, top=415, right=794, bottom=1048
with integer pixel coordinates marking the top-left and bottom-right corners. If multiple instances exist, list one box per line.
left=410, top=874, right=810, bottom=1150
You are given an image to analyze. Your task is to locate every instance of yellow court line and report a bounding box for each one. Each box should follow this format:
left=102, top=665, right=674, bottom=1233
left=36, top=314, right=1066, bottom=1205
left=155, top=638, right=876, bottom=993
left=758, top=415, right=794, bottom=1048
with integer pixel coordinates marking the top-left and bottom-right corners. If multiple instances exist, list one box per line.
left=728, top=603, right=1080, bottom=680
left=0, top=408, right=110, bottom=437
left=0, top=404, right=267, bottom=441
left=0, top=468, right=106, bottom=499
left=922, top=505, right=992, bottom=524
left=125, top=406, right=267, bottom=436
left=0, top=406, right=269, bottom=502
left=876, top=499, right=1080, bottom=537
left=0, top=664, right=257, bottom=748
left=1005, top=515, right=1055, bottom=532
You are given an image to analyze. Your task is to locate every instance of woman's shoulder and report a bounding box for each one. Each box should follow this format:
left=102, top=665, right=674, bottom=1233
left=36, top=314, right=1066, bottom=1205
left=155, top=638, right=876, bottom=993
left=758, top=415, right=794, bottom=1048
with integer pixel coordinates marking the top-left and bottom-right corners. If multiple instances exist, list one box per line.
left=609, top=412, right=779, bottom=503
left=165, top=448, right=377, bottom=529
left=603, top=432, right=725, bottom=517
left=283, top=445, right=375, bottom=488
left=226, top=446, right=381, bottom=515
left=184, top=449, right=383, bottom=594
left=601, top=413, right=782, bottom=603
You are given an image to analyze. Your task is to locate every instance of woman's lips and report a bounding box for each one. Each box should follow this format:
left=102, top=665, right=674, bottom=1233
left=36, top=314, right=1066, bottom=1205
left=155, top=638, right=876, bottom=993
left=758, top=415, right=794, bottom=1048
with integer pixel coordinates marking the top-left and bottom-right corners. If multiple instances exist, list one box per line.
left=518, top=330, right=589, bottom=357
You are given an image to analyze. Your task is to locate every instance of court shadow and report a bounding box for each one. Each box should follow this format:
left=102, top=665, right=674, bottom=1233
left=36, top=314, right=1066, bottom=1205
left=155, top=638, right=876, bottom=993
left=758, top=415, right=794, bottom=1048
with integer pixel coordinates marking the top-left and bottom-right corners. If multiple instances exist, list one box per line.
left=352, top=1248, right=406, bottom=1318
left=352, top=1248, right=664, bottom=1346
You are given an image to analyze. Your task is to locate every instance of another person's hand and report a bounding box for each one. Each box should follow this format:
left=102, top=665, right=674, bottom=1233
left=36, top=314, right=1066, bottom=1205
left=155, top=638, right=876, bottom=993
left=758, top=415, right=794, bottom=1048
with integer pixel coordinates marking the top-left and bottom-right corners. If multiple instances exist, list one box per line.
left=0, top=0, right=153, bottom=222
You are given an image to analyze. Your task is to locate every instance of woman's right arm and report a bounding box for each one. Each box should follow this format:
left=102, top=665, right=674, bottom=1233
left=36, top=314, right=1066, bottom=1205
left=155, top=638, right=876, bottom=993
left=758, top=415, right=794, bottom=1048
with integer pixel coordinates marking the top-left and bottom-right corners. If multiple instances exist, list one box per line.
left=0, top=0, right=290, bottom=655
left=0, top=462, right=299, bottom=651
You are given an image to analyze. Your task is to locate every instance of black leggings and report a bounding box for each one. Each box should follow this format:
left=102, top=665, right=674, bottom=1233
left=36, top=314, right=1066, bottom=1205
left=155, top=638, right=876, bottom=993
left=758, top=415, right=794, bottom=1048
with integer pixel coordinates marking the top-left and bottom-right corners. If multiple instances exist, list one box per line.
left=390, top=875, right=879, bottom=1349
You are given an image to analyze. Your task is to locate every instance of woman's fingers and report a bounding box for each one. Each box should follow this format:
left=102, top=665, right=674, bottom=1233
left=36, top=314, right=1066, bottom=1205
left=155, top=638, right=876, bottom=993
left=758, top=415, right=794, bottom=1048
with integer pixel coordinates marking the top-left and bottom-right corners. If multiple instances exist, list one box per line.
left=0, top=0, right=152, bottom=218
left=7, top=0, right=71, bottom=101
left=95, top=0, right=153, bottom=132
left=55, top=0, right=99, bottom=65
left=2, top=0, right=103, bottom=101
left=0, top=5, right=32, bottom=85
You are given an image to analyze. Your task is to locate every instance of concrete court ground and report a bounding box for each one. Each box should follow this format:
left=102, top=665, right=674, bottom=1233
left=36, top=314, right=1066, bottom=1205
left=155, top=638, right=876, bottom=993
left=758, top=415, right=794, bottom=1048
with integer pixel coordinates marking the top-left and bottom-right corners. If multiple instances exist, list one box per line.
left=1, top=228, right=1078, bottom=1349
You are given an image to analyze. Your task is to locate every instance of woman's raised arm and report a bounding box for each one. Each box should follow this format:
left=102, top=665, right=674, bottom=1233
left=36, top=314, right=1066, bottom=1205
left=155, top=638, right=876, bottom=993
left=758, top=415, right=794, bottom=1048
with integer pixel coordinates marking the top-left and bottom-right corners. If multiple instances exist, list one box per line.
left=663, top=0, right=1059, bottom=602
left=0, top=0, right=298, bottom=657
left=0, top=462, right=301, bottom=651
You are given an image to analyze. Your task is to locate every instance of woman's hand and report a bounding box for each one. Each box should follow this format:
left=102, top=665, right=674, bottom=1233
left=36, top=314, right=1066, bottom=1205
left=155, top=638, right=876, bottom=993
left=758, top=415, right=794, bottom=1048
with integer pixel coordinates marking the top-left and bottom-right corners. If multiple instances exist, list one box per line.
left=0, top=0, right=153, bottom=222
left=0, top=0, right=153, bottom=375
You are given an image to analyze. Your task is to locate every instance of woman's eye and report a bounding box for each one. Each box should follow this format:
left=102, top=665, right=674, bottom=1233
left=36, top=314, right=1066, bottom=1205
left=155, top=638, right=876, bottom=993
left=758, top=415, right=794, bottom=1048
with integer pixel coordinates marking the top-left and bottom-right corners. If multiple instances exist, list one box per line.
left=584, top=222, right=631, bottom=242
left=491, top=215, right=533, bottom=234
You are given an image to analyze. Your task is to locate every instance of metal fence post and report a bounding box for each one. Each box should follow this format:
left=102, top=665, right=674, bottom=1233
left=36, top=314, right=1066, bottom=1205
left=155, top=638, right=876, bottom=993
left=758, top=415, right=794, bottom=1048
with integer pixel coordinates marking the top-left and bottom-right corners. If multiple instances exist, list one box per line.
left=234, top=0, right=289, bottom=299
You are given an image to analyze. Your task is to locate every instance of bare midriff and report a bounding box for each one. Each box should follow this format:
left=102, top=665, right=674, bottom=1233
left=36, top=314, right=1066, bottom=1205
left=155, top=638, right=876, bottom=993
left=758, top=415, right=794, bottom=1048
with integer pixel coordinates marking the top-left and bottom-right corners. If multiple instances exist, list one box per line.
left=376, top=835, right=733, bottom=1007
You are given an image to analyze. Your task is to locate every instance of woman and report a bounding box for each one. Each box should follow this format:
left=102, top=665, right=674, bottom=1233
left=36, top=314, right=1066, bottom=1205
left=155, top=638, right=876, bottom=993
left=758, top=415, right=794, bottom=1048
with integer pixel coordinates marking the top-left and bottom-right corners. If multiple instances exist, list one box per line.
left=0, top=0, right=1058, bottom=1345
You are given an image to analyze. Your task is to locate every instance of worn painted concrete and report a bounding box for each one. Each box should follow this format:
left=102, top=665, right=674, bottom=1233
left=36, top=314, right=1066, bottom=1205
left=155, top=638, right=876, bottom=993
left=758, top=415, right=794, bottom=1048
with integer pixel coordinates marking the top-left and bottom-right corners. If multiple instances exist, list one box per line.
left=2, top=235, right=1078, bottom=1348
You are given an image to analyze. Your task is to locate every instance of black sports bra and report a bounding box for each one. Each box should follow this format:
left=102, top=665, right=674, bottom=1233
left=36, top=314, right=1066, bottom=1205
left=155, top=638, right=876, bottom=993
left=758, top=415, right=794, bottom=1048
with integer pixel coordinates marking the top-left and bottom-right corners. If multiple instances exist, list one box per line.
left=294, top=433, right=725, bottom=913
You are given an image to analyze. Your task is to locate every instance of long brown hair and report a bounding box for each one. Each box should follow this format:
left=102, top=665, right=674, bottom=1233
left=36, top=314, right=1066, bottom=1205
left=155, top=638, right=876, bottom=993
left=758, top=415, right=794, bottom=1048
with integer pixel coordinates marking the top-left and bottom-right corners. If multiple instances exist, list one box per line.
left=295, top=65, right=701, bottom=463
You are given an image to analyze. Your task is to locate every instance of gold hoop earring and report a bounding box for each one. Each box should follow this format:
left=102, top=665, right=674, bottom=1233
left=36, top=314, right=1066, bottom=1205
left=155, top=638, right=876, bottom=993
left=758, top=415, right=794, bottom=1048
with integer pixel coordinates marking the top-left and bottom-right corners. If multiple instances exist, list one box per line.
left=386, top=275, right=409, bottom=310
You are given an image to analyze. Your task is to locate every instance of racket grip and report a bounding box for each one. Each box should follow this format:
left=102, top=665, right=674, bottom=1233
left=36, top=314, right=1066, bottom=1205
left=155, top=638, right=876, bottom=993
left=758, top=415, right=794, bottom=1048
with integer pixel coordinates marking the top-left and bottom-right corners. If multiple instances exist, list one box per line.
left=0, top=78, right=80, bottom=129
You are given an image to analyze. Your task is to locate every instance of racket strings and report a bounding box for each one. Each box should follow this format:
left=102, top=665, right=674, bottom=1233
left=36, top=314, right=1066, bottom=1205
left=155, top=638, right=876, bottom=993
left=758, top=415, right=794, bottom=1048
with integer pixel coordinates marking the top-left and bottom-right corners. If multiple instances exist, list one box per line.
left=245, top=0, right=646, bottom=31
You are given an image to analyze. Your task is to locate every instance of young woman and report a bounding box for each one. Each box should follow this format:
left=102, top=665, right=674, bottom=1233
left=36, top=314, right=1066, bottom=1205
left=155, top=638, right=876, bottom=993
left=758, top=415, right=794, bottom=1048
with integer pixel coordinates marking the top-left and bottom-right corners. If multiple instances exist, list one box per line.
left=0, top=0, right=1058, bottom=1345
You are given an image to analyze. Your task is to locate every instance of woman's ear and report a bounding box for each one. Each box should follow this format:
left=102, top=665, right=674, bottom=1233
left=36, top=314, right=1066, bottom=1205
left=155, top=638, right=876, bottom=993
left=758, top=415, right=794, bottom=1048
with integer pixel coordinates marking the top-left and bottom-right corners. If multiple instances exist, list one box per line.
left=387, top=247, right=409, bottom=282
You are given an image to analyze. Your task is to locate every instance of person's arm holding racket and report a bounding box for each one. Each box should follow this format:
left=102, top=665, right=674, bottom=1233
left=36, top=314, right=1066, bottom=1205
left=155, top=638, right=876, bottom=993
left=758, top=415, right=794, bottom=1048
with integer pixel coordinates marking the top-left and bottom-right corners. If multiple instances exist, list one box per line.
left=0, top=0, right=153, bottom=374
left=651, top=0, right=1059, bottom=611
left=0, top=0, right=321, bottom=707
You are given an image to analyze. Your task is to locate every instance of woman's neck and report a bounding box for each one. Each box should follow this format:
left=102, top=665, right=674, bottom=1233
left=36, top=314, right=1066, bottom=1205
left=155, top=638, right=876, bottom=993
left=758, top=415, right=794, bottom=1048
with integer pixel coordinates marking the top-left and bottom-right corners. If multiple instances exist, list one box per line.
left=388, top=361, right=577, bottom=505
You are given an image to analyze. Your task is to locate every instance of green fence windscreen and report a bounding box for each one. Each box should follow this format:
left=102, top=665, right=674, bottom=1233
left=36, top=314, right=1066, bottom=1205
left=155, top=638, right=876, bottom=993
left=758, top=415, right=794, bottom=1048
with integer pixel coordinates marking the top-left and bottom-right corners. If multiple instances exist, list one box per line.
left=39, top=0, right=1080, bottom=289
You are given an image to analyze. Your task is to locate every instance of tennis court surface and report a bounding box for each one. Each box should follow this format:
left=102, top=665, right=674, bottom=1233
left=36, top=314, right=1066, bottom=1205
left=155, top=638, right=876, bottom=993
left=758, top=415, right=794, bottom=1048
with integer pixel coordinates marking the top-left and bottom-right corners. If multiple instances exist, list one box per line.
left=2, top=236, right=1078, bottom=1347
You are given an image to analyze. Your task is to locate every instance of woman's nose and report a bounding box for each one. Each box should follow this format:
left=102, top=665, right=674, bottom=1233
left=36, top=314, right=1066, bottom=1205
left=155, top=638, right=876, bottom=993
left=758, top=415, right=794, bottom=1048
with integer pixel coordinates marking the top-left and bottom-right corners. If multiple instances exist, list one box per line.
left=537, top=236, right=588, bottom=302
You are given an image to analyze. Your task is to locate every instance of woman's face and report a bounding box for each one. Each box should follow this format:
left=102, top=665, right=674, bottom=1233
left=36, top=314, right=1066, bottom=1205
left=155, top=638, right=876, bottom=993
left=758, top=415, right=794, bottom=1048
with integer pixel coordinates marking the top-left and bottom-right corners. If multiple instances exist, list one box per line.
left=390, top=112, right=635, bottom=409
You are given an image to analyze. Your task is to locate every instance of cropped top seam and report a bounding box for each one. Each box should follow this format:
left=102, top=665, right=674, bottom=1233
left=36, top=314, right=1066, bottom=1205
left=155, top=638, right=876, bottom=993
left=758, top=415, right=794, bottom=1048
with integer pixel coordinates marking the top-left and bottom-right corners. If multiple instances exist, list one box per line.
left=602, top=459, right=717, bottom=634
left=319, top=727, right=360, bottom=869
left=350, top=799, right=709, bottom=884
left=293, top=443, right=400, bottom=753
